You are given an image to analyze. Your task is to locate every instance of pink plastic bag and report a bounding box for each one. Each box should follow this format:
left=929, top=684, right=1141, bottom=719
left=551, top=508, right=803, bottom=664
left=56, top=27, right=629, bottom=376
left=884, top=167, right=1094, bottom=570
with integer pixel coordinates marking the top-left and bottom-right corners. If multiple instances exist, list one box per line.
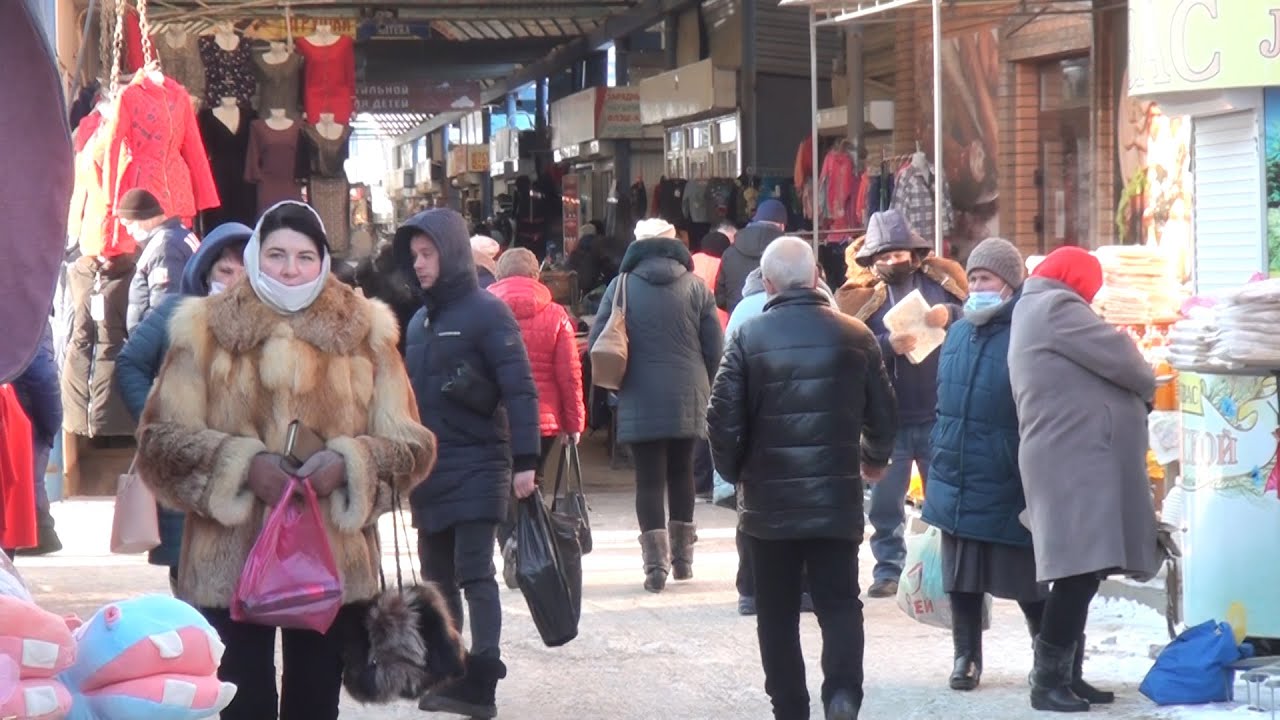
left=231, top=478, right=342, bottom=633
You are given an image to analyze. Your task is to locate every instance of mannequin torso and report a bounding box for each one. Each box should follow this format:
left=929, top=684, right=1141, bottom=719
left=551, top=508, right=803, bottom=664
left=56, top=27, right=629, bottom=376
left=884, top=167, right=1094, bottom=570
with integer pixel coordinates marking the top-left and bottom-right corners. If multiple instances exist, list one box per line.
left=307, top=25, right=340, bottom=47
left=265, top=109, right=294, bottom=131
left=214, top=24, right=240, bottom=52
left=262, top=41, right=290, bottom=65
left=212, top=98, right=241, bottom=134
left=314, top=113, right=344, bottom=140
left=164, top=29, right=188, bottom=49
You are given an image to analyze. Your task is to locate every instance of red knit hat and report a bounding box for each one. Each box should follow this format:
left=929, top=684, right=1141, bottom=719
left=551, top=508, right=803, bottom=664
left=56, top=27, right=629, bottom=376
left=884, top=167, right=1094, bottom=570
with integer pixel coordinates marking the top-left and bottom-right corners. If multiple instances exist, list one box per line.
left=1032, top=246, right=1103, bottom=303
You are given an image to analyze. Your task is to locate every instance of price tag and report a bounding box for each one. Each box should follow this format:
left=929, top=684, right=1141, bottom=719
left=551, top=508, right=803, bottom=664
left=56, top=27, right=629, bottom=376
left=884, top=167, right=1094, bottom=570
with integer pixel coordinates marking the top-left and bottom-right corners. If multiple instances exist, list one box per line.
left=90, top=294, right=105, bottom=322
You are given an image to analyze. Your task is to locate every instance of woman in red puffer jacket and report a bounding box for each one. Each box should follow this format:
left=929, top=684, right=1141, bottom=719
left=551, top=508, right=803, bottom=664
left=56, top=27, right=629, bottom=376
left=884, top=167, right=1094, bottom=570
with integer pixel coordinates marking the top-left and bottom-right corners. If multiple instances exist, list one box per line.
left=489, top=248, right=587, bottom=585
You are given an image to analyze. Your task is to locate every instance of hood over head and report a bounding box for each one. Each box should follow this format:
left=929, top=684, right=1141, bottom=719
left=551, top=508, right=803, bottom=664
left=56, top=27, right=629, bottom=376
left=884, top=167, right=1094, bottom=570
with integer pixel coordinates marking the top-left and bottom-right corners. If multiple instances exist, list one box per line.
left=181, top=222, right=252, bottom=296
left=394, top=208, right=477, bottom=304
left=1031, top=246, right=1102, bottom=303
left=489, top=276, right=553, bottom=320
left=732, top=223, right=783, bottom=260
left=619, top=236, right=693, bottom=286
left=699, top=231, right=731, bottom=259
left=855, top=209, right=931, bottom=267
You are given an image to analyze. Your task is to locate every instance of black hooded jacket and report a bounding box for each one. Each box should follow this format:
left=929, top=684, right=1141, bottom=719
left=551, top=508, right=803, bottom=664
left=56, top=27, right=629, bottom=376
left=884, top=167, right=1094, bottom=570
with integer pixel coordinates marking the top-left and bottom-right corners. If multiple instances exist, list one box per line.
left=395, top=208, right=540, bottom=533
left=714, top=222, right=783, bottom=313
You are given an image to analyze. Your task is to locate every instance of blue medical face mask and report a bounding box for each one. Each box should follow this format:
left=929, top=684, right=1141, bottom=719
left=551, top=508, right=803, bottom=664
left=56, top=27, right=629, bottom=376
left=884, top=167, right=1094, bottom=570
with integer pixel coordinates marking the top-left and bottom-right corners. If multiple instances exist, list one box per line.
left=964, top=290, right=1006, bottom=313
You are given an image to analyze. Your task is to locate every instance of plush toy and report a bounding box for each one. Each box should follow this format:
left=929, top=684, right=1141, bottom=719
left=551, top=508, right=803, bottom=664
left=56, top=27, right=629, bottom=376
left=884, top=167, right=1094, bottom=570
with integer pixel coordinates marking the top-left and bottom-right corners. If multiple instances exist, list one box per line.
left=59, top=595, right=235, bottom=720
left=0, top=595, right=75, bottom=720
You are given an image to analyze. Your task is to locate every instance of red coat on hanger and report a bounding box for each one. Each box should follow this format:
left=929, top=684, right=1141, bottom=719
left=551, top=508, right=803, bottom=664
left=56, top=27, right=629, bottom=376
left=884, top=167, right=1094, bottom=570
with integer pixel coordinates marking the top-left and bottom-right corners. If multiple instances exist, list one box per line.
left=104, top=72, right=219, bottom=252
left=296, top=36, right=356, bottom=124
left=0, top=385, right=36, bottom=551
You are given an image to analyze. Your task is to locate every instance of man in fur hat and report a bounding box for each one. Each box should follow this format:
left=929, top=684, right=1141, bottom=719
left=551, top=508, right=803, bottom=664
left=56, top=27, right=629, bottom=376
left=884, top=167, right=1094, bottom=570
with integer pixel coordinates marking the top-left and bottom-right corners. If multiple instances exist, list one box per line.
left=835, top=209, right=968, bottom=599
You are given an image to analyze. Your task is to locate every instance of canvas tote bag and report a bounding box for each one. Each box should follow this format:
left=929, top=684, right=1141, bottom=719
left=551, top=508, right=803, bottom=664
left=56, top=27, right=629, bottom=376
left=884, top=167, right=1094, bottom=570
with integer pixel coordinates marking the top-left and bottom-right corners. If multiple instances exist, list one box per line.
left=589, top=273, right=629, bottom=390
left=110, top=456, right=161, bottom=554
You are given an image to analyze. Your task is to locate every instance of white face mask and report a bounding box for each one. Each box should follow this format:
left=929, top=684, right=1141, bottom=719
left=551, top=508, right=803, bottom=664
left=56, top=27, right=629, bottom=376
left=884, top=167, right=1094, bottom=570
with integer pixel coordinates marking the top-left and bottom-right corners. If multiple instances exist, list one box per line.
left=243, top=201, right=331, bottom=314
left=208, top=280, right=228, bottom=296
left=129, top=226, right=151, bottom=242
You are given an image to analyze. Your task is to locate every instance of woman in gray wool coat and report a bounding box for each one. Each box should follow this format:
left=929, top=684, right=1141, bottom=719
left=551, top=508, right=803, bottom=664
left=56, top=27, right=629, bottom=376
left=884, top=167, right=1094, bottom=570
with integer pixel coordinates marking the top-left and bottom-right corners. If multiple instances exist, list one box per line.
left=1008, top=246, right=1161, bottom=713
left=589, top=219, right=724, bottom=593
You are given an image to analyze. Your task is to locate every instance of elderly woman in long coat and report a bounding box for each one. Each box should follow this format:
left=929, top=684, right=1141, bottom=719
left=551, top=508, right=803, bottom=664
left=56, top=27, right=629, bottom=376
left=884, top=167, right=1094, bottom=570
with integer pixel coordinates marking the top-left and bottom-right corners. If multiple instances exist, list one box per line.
left=1008, top=246, right=1160, bottom=713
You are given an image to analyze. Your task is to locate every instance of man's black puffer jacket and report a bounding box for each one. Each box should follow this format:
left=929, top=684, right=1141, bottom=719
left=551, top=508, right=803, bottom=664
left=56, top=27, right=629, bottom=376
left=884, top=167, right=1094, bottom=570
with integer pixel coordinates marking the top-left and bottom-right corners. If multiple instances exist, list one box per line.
left=708, top=288, right=899, bottom=541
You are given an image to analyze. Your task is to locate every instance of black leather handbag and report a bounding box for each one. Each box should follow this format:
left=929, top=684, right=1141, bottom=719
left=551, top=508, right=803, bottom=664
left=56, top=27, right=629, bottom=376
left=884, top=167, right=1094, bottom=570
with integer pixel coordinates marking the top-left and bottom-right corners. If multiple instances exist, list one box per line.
left=441, top=360, right=499, bottom=416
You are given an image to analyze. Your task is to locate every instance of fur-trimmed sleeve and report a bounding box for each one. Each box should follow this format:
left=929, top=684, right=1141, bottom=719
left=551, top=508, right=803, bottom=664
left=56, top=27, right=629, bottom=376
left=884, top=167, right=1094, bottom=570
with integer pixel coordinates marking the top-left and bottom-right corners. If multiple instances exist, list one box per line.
left=135, top=299, right=266, bottom=527
left=326, top=298, right=437, bottom=532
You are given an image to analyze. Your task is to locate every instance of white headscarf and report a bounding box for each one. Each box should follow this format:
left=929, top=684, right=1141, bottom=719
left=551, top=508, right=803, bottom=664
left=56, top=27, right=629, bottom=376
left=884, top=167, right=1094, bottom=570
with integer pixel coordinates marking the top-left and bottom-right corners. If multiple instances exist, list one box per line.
left=244, top=200, right=332, bottom=314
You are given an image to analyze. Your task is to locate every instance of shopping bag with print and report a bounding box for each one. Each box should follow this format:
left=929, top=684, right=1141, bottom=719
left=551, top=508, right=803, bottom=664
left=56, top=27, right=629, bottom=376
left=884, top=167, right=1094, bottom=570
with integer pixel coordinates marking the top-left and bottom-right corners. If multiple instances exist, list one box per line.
left=895, top=525, right=991, bottom=630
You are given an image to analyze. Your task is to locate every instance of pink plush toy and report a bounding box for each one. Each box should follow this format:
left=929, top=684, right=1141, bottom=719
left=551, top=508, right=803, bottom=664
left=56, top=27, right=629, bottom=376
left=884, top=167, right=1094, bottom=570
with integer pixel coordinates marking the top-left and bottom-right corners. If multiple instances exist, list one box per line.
left=0, top=595, right=76, bottom=720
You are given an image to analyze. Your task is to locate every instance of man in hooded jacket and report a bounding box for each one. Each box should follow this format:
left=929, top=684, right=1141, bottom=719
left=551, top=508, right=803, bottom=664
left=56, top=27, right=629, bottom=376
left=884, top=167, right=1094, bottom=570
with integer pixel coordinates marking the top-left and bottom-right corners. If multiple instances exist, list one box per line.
left=396, top=208, right=540, bottom=720
left=714, top=199, right=787, bottom=313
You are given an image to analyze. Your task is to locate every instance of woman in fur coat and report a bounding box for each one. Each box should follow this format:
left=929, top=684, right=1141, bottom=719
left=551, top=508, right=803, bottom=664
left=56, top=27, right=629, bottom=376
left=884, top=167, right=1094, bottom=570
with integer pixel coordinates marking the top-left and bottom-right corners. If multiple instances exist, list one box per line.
left=135, top=201, right=437, bottom=720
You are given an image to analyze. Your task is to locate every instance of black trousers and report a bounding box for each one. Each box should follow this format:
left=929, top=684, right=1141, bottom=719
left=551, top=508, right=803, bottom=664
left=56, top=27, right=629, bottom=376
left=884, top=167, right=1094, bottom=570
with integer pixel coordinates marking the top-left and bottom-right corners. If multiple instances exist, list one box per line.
left=630, top=438, right=696, bottom=532
left=201, top=606, right=353, bottom=720
left=421, top=521, right=502, bottom=658
left=1040, top=573, right=1102, bottom=648
left=752, top=536, right=864, bottom=720
left=950, top=591, right=1047, bottom=635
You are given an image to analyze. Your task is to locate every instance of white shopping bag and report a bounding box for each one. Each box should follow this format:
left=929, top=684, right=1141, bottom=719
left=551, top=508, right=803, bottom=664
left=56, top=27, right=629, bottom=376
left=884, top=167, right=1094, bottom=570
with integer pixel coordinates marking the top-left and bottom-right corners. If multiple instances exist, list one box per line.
left=895, top=525, right=991, bottom=630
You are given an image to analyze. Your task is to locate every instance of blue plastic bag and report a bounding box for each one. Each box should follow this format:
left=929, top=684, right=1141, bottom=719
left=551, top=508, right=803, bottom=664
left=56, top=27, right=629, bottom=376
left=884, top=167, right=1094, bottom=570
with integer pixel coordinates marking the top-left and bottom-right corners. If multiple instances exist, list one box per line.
left=1140, top=620, right=1254, bottom=705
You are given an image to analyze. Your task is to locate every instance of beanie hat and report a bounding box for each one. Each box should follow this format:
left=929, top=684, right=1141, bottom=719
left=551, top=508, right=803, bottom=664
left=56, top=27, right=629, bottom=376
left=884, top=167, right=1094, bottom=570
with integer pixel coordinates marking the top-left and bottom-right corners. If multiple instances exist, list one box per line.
left=753, top=198, right=787, bottom=226
left=635, top=218, right=677, bottom=240
left=1032, top=246, right=1103, bottom=303
left=116, top=189, right=164, bottom=221
left=966, top=237, right=1025, bottom=290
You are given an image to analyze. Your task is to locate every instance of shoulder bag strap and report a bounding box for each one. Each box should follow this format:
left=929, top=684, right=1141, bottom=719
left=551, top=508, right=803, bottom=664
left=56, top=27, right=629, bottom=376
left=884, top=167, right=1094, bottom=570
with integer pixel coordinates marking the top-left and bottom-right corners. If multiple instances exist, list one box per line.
left=550, top=438, right=569, bottom=510
left=616, top=272, right=628, bottom=313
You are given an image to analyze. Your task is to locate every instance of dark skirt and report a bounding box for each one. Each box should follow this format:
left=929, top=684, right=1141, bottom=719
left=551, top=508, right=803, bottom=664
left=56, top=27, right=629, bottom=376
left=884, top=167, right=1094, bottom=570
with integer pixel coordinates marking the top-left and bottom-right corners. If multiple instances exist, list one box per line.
left=941, top=531, right=1048, bottom=602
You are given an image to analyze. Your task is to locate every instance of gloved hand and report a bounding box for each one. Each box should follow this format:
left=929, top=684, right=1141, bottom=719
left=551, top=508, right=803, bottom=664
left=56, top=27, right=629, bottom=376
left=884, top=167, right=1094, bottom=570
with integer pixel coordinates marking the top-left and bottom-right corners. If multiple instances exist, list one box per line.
left=296, top=449, right=346, bottom=497
left=247, top=453, right=293, bottom=506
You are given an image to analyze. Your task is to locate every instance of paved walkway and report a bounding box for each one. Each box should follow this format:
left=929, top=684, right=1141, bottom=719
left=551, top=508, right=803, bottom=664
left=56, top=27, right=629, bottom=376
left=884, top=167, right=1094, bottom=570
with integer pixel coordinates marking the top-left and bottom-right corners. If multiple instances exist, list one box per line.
left=11, top=443, right=1209, bottom=719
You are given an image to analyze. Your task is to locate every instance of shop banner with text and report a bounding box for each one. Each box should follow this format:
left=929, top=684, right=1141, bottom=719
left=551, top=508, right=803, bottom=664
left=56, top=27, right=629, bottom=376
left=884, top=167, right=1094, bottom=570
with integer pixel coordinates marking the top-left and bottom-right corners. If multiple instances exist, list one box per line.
left=1178, top=372, right=1280, bottom=639
left=1129, top=0, right=1280, bottom=96
left=355, top=80, right=481, bottom=114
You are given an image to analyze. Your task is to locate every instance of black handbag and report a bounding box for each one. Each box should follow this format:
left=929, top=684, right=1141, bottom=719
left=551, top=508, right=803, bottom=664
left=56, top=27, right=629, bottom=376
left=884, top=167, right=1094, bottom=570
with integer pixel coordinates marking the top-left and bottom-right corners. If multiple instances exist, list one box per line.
left=515, top=495, right=580, bottom=647
left=551, top=441, right=593, bottom=555
left=441, top=359, right=499, bottom=416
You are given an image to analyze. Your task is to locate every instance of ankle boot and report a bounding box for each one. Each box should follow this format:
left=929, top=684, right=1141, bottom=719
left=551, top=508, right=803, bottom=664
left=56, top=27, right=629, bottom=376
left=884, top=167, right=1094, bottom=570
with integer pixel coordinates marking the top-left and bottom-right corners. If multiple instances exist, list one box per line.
left=949, top=610, right=983, bottom=691
left=668, top=520, right=697, bottom=581
left=639, top=529, right=670, bottom=593
left=418, top=653, right=507, bottom=719
left=1030, top=638, right=1089, bottom=713
left=1071, top=634, right=1114, bottom=704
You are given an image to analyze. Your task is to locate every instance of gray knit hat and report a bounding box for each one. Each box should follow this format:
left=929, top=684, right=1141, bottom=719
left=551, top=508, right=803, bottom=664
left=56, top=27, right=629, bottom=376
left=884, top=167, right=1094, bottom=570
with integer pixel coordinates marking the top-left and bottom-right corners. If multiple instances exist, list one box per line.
left=966, top=237, right=1025, bottom=290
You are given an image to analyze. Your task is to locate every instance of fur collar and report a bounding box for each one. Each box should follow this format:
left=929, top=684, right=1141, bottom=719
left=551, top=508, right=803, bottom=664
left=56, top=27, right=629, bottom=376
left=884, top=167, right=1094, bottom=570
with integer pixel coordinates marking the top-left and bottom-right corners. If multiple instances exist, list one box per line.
left=185, top=275, right=397, bottom=356
left=835, top=256, right=969, bottom=321
left=620, top=236, right=693, bottom=273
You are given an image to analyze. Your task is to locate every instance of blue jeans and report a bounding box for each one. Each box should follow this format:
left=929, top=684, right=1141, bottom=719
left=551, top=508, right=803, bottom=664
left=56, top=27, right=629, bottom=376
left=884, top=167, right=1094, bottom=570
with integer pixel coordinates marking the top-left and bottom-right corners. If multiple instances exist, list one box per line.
left=867, top=420, right=933, bottom=583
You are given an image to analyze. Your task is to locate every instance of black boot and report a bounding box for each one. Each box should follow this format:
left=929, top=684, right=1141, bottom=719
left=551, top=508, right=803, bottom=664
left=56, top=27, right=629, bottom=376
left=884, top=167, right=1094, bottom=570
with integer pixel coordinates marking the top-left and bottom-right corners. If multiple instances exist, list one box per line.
left=668, top=521, right=697, bottom=581
left=825, top=689, right=859, bottom=720
left=1070, top=634, right=1114, bottom=704
left=418, top=653, right=507, bottom=719
left=948, top=608, right=982, bottom=691
left=639, top=530, right=670, bottom=593
left=1030, top=638, right=1089, bottom=713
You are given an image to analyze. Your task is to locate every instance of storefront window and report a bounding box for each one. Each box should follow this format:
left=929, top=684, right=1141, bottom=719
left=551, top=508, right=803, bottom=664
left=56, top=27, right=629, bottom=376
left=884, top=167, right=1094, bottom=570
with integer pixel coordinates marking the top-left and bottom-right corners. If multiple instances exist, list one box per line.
left=1038, top=55, right=1093, bottom=251
left=691, top=124, right=711, bottom=149
left=717, top=117, right=738, bottom=145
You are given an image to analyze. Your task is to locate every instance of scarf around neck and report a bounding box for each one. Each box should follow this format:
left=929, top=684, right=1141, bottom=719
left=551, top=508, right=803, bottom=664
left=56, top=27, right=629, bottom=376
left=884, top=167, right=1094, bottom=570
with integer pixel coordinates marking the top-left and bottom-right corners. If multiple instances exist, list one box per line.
left=244, top=200, right=332, bottom=314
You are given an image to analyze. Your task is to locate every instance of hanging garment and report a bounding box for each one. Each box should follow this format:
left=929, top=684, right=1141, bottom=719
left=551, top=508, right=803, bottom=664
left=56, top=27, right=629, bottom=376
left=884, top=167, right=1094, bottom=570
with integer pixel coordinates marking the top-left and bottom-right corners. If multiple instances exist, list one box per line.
left=155, top=32, right=205, bottom=107
left=244, top=120, right=308, bottom=212
left=628, top=180, right=647, bottom=226
left=794, top=134, right=815, bottom=190
left=199, top=34, right=256, bottom=108
left=819, top=148, right=858, bottom=244
left=61, top=253, right=138, bottom=439
left=854, top=169, right=871, bottom=226
left=68, top=110, right=125, bottom=258
left=198, top=105, right=258, bottom=228
left=103, top=72, right=220, bottom=250
left=254, top=51, right=304, bottom=118
left=682, top=178, right=711, bottom=223
left=296, top=36, right=356, bottom=124
left=605, top=181, right=634, bottom=245
left=706, top=178, right=738, bottom=223
left=303, top=124, right=353, bottom=254
left=654, top=177, right=687, bottom=226
left=891, top=163, right=955, bottom=245
left=0, top=385, right=36, bottom=551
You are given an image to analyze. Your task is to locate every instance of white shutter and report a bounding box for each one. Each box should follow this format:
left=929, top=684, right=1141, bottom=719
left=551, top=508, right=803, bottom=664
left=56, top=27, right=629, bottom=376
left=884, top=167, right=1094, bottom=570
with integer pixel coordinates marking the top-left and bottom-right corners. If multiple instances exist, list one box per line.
left=1192, top=110, right=1265, bottom=294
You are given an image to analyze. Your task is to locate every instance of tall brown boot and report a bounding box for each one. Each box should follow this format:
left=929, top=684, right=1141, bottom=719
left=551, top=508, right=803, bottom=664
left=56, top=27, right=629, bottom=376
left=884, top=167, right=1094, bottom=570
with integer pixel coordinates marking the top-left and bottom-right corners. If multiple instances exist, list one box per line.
left=639, top=530, right=670, bottom=593
left=669, top=520, right=697, bottom=581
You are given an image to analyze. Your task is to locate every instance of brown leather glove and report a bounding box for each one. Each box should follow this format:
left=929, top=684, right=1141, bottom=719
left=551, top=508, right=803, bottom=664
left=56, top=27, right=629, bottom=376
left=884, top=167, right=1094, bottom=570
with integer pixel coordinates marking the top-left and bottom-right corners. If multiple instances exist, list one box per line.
left=296, top=449, right=346, bottom=498
left=247, top=452, right=294, bottom=506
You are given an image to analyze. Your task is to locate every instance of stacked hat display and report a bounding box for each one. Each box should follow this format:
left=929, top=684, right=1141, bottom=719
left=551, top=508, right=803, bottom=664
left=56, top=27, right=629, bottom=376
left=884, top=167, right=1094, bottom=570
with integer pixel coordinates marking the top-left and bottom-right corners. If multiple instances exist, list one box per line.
left=1092, top=245, right=1182, bottom=325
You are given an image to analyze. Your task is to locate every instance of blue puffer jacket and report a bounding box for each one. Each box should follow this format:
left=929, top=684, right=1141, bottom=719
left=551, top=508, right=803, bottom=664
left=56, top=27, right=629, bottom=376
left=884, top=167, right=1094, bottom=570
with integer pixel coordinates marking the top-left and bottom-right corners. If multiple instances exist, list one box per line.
left=114, top=222, right=252, bottom=568
left=396, top=208, right=540, bottom=533
left=921, top=291, right=1031, bottom=547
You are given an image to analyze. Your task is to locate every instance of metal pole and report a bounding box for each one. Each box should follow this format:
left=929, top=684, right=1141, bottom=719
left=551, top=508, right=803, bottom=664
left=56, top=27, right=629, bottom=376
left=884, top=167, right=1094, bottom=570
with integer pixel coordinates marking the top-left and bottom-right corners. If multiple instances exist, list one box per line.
left=932, top=0, right=944, bottom=256
left=810, top=6, right=820, bottom=251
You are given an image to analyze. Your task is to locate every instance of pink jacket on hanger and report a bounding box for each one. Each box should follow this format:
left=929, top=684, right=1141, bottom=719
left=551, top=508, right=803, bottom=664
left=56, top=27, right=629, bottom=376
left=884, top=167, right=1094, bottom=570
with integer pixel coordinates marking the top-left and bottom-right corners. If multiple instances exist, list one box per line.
left=104, top=73, right=220, bottom=253
left=819, top=148, right=856, bottom=243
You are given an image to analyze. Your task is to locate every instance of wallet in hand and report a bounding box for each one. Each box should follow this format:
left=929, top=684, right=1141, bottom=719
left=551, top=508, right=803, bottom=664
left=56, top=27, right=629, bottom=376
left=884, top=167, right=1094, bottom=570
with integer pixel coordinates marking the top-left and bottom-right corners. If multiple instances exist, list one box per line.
left=285, top=420, right=326, bottom=470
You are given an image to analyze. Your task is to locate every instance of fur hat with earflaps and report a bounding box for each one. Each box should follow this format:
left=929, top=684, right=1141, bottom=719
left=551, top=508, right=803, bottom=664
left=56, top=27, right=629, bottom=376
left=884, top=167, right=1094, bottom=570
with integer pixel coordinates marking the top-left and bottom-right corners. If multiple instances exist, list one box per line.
left=342, top=583, right=466, bottom=704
